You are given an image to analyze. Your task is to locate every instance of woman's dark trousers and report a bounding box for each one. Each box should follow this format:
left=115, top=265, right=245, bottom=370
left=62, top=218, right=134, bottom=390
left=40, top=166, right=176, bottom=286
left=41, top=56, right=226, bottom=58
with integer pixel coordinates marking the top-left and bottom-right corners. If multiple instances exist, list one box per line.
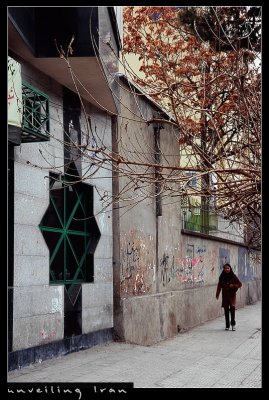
left=224, top=306, right=235, bottom=328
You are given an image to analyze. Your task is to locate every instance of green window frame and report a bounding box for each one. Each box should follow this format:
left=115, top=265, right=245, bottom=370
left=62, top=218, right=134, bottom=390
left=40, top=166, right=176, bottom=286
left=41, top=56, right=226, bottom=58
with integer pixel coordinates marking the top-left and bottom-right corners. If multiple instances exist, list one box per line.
left=39, top=173, right=100, bottom=294
left=22, top=81, right=50, bottom=142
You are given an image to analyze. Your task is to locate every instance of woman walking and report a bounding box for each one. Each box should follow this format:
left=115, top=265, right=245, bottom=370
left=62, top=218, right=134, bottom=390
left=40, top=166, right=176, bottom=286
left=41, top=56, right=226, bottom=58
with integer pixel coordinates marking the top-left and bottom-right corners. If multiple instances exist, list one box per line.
left=216, top=263, right=242, bottom=331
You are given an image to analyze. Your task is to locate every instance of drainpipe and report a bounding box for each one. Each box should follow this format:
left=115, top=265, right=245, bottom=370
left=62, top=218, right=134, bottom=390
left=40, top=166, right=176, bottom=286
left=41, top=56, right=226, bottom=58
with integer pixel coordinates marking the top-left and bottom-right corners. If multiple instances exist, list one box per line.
left=111, top=114, right=124, bottom=340
left=8, top=145, right=15, bottom=352
left=154, top=123, right=165, bottom=338
left=154, top=124, right=163, bottom=292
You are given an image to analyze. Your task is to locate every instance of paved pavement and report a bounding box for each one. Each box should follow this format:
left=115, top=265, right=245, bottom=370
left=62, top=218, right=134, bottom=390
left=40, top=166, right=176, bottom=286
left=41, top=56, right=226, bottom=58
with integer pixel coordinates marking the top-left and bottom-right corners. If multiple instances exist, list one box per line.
left=7, top=301, right=261, bottom=388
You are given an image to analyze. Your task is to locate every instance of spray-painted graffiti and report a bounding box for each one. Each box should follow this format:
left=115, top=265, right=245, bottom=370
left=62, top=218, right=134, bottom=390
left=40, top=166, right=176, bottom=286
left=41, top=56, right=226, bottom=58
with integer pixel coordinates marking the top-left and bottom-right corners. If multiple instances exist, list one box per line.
left=180, top=244, right=205, bottom=287
left=134, top=272, right=145, bottom=295
left=121, top=242, right=140, bottom=280
left=159, top=244, right=208, bottom=288
left=40, top=329, right=56, bottom=343
left=182, top=244, right=195, bottom=286
left=120, top=233, right=155, bottom=296
left=219, top=248, right=230, bottom=271
left=121, top=236, right=219, bottom=292
left=196, top=245, right=206, bottom=254
left=238, top=247, right=253, bottom=282
left=160, top=253, right=180, bottom=287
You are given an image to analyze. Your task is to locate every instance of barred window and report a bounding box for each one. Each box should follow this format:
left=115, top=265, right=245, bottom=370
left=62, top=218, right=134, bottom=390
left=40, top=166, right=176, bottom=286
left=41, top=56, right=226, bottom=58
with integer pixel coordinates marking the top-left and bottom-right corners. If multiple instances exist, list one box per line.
left=22, top=81, right=50, bottom=142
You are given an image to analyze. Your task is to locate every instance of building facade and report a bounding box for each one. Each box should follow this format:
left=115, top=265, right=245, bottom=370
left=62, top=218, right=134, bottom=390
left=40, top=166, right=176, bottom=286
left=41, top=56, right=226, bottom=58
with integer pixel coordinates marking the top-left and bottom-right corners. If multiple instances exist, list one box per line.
left=113, top=76, right=261, bottom=345
left=8, top=6, right=120, bottom=370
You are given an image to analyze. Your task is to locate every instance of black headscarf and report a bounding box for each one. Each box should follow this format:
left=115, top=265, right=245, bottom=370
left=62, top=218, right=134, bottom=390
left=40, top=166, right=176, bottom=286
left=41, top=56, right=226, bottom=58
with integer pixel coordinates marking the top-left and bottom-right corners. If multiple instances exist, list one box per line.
left=219, top=263, right=236, bottom=282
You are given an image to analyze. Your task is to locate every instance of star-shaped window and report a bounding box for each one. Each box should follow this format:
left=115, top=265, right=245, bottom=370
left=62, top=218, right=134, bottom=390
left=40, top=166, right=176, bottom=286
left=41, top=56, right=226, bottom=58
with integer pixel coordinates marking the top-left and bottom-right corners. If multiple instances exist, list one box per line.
left=40, top=171, right=100, bottom=293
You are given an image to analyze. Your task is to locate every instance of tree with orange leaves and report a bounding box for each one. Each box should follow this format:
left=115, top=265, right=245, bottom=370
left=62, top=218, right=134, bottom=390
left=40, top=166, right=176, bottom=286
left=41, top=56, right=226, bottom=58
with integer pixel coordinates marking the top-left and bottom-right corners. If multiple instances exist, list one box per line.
left=122, top=6, right=261, bottom=249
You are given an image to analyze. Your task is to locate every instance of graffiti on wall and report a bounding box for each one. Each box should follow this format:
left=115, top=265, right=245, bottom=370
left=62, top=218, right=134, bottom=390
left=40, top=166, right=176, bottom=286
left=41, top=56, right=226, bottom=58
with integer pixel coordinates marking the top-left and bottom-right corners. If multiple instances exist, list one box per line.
left=160, top=253, right=178, bottom=287
left=40, top=329, right=56, bottom=343
left=121, top=237, right=234, bottom=293
left=180, top=244, right=206, bottom=288
left=159, top=244, right=208, bottom=289
left=120, top=233, right=155, bottom=296
left=219, top=247, right=230, bottom=272
left=238, top=247, right=253, bottom=282
left=121, top=241, right=140, bottom=280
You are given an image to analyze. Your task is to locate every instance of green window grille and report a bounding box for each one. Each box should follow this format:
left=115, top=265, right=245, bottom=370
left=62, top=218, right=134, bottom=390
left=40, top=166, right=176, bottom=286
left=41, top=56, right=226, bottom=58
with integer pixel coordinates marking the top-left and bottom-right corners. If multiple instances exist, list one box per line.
left=39, top=174, right=100, bottom=294
left=22, top=81, right=50, bottom=142
left=182, top=206, right=218, bottom=233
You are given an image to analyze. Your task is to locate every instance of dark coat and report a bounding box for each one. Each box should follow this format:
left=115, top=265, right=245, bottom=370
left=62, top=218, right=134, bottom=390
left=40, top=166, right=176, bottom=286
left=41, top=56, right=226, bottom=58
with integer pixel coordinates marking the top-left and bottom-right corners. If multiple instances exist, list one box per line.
left=216, top=274, right=242, bottom=308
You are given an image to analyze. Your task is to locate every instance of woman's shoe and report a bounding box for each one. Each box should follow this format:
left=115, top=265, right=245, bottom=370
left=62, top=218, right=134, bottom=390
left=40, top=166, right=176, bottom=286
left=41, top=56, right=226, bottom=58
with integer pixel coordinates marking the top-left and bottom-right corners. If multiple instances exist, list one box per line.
left=225, top=327, right=229, bottom=330
left=232, top=326, right=236, bottom=331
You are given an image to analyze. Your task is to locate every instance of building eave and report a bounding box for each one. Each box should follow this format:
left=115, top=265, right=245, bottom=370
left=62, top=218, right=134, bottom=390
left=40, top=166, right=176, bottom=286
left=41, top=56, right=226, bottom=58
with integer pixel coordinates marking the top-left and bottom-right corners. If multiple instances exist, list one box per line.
left=116, top=73, right=176, bottom=123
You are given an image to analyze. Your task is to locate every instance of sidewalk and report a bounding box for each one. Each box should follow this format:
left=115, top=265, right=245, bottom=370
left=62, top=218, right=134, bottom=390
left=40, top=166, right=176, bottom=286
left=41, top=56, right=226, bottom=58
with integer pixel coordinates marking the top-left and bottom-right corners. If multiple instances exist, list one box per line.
left=7, top=301, right=261, bottom=388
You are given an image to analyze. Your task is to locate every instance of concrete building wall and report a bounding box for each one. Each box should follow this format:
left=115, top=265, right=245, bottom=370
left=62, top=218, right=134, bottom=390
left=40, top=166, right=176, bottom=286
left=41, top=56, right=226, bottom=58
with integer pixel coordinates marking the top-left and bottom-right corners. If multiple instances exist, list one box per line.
left=12, top=62, right=62, bottom=350
left=12, top=62, right=114, bottom=351
left=116, top=78, right=261, bottom=346
left=116, top=81, right=160, bottom=299
left=80, top=104, right=114, bottom=334
left=214, top=218, right=245, bottom=244
left=120, top=235, right=261, bottom=345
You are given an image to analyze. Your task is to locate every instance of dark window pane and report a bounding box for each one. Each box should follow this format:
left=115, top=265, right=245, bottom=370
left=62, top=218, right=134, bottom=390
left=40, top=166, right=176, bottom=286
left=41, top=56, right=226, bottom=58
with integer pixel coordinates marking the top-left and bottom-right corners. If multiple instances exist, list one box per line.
left=40, top=173, right=100, bottom=287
